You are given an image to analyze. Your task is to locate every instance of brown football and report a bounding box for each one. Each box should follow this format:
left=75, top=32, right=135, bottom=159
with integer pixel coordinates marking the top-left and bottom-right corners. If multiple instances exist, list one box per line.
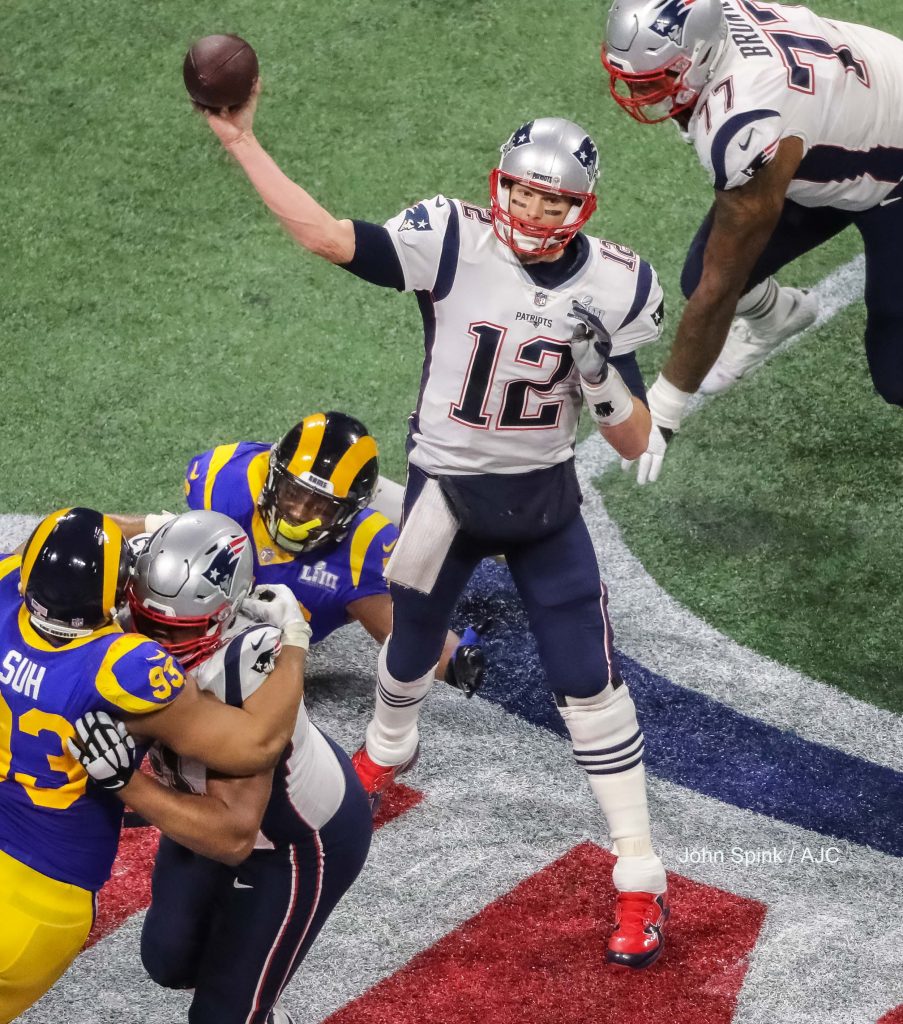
left=183, top=34, right=258, bottom=111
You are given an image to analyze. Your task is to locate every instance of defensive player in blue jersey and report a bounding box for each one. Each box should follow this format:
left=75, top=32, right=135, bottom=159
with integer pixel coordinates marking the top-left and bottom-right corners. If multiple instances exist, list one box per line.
left=69, top=512, right=367, bottom=1024
left=112, top=411, right=479, bottom=701
left=0, top=508, right=307, bottom=1023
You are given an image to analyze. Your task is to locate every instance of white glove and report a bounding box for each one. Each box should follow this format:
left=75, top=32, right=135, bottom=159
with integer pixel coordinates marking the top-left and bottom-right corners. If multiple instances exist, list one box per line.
left=144, top=511, right=176, bottom=534
left=620, top=423, right=670, bottom=485
left=242, top=584, right=312, bottom=650
left=67, top=711, right=137, bottom=791
left=620, top=374, right=692, bottom=486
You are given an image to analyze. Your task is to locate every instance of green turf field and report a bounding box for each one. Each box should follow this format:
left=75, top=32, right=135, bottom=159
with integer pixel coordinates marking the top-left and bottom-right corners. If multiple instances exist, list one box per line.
left=2, top=0, right=900, bottom=708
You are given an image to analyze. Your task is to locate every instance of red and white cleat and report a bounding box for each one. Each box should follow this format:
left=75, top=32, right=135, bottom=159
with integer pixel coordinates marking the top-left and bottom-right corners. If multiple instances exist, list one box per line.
left=606, top=890, right=670, bottom=969
left=351, top=743, right=420, bottom=815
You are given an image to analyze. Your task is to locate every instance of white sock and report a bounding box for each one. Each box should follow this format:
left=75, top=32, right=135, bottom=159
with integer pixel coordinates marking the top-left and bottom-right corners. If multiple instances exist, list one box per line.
left=559, top=685, right=666, bottom=894
left=735, top=277, right=777, bottom=319
left=736, top=277, right=801, bottom=339
left=364, top=640, right=434, bottom=765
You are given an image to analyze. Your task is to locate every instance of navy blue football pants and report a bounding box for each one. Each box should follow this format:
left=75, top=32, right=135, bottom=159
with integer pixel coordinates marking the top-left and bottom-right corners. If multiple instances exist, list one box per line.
left=386, top=465, right=619, bottom=699
left=140, top=742, right=371, bottom=1024
left=681, top=182, right=903, bottom=406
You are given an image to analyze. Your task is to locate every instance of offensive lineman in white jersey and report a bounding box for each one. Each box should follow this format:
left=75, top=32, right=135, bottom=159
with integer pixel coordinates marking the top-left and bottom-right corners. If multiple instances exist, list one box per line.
left=198, top=93, right=669, bottom=967
left=603, top=0, right=903, bottom=482
left=73, top=511, right=372, bottom=1024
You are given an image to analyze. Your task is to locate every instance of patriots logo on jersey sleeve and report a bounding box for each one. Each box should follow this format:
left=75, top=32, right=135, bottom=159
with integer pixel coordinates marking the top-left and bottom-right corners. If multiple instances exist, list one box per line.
left=652, top=0, right=697, bottom=45
left=399, top=202, right=433, bottom=232
left=201, top=536, right=248, bottom=596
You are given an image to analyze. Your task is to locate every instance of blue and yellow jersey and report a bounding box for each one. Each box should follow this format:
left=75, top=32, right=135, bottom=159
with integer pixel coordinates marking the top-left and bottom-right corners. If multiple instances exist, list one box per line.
left=0, top=556, right=185, bottom=892
left=184, top=442, right=398, bottom=644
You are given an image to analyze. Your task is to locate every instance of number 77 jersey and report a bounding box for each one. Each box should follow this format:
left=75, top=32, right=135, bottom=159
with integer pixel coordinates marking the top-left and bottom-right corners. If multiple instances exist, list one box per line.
left=687, top=1, right=903, bottom=209
left=383, top=195, right=664, bottom=475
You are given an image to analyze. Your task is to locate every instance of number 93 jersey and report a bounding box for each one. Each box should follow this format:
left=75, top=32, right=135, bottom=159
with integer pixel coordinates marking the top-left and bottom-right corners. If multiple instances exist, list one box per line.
left=687, top=1, right=903, bottom=209
left=383, top=195, right=664, bottom=475
left=0, top=556, right=186, bottom=892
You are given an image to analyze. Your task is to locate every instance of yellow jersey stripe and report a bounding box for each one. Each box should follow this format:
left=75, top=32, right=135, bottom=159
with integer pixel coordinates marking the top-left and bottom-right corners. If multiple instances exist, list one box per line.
left=94, top=635, right=165, bottom=714
left=0, top=555, right=22, bottom=582
left=286, top=413, right=327, bottom=478
left=349, top=512, right=391, bottom=588
left=20, top=508, right=71, bottom=590
left=203, top=444, right=240, bottom=511
left=246, top=449, right=270, bottom=498
left=330, top=435, right=378, bottom=498
left=100, top=516, right=124, bottom=617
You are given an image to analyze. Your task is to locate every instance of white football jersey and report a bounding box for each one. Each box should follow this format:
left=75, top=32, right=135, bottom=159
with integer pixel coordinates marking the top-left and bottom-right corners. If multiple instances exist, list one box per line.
left=384, top=196, right=664, bottom=475
left=148, top=613, right=347, bottom=843
left=687, top=1, right=903, bottom=210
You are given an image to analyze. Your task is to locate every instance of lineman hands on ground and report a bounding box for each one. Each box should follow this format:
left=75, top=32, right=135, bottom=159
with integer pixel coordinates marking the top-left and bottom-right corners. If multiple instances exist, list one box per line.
left=445, top=621, right=490, bottom=698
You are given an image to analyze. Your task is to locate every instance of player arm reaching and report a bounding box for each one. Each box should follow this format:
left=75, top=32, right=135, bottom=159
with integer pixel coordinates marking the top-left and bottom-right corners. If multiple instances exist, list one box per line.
left=646, top=137, right=804, bottom=432
left=125, top=586, right=310, bottom=776
left=202, top=80, right=355, bottom=264
left=69, top=713, right=272, bottom=866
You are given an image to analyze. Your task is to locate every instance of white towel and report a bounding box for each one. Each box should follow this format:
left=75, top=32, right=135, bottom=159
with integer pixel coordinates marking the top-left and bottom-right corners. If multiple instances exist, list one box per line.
left=383, top=477, right=458, bottom=594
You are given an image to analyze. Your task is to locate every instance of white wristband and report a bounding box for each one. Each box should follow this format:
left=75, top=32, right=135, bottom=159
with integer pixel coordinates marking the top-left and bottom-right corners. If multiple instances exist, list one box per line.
left=282, top=619, right=312, bottom=651
left=581, top=367, right=635, bottom=426
left=646, top=375, right=692, bottom=432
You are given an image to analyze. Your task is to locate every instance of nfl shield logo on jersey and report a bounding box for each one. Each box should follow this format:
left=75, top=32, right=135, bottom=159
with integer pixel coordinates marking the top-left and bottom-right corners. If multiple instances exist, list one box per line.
left=533, top=290, right=548, bottom=307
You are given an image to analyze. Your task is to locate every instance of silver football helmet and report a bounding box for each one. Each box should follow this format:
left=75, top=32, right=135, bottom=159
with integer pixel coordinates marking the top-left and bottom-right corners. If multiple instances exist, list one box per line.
left=128, top=510, right=254, bottom=669
left=490, top=117, right=599, bottom=258
left=602, top=0, right=727, bottom=123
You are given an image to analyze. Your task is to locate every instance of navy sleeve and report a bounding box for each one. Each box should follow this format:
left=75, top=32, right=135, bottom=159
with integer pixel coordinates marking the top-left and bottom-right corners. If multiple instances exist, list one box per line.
left=610, top=352, right=647, bottom=405
left=339, top=220, right=405, bottom=290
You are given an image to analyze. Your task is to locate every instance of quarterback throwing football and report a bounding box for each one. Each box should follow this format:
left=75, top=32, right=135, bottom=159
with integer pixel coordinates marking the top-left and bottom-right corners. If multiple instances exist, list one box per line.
left=199, top=90, right=668, bottom=967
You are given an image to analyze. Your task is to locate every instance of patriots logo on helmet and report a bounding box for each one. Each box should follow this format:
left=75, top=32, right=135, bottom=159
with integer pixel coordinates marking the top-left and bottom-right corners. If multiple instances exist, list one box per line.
left=572, top=136, right=599, bottom=184
left=501, top=121, right=534, bottom=157
left=399, top=202, right=433, bottom=232
left=652, top=0, right=697, bottom=45
left=201, top=536, right=247, bottom=596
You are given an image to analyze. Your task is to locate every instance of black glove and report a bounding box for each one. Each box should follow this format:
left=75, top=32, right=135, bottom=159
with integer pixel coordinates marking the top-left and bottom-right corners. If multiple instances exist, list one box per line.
left=568, top=301, right=613, bottom=384
left=445, top=623, right=489, bottom=698
left=67, top=711, right=137, bottom=791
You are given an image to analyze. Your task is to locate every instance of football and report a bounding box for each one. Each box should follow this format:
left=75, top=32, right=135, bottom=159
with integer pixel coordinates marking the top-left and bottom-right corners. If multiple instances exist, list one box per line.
left=183, top=34, right=258, bottom=111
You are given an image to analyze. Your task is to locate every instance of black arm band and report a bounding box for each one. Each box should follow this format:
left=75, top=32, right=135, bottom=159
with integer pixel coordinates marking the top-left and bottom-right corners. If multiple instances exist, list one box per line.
left=609, top=352, right=648, bottom=406
left=339, top=220, right=405, bottom=290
